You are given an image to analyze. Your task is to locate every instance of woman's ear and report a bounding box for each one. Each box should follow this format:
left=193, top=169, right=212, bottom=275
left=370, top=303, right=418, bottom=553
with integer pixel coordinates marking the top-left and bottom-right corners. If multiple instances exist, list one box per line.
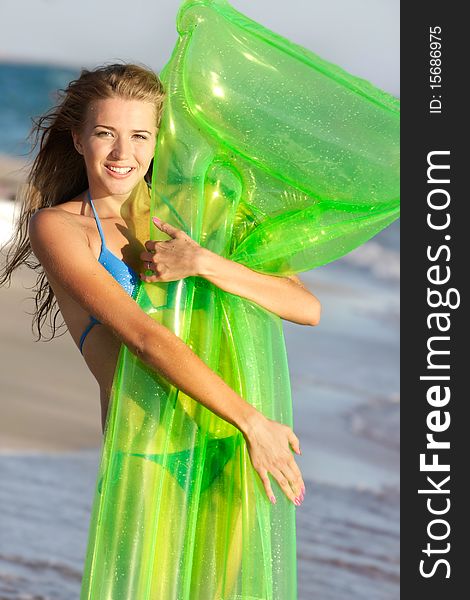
left=71, top=129, right=83, bottom=155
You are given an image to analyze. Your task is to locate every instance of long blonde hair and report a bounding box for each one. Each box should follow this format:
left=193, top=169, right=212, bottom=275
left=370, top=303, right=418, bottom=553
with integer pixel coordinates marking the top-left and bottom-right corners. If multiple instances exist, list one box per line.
left=0, top=63, right=166, bottom=341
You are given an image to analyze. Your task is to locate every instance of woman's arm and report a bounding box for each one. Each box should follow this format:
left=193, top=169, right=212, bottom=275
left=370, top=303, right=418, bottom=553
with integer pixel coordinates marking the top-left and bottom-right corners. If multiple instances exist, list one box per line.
left=141, top=217, right=321, bottom=326
left=28, top=208, right=305, bottom=505
left=196, top=248, right=321, bottom=326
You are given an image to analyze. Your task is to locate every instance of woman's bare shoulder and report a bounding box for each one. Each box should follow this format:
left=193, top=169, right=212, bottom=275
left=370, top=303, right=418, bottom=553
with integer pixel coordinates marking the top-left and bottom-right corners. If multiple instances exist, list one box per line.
left=29, top=196, right=88, bottom=244
left=34, top=194, right=85, bottom=218
left=28, top=198, right=156, bottom=359
left=28, top=205, right=90, bottom=266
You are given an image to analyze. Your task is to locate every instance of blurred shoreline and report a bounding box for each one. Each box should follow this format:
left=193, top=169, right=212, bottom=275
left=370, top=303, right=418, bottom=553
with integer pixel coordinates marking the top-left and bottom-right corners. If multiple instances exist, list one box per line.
left=0, top=153, right=28, bottom=199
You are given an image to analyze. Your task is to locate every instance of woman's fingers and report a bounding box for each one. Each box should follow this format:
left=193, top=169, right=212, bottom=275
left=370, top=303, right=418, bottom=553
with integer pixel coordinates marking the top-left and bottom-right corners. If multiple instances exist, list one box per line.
left=287, top=428, right=301, bottom=455
left=256, top=464, right=303, bottom=506
left=140, top=250, right=157, bottom=263
left=140, top=250, right=156, bottom=277
left=270, top=466, right=303, bottom=506
left=278, top=452, right=304, bottom=497
left=258, top=470, right=277, bottom=505
left=244, top=416, right=305, bottom=506
left=144, top=240, right=158, bottom=253
left=152, top=216, right=184, bottom=239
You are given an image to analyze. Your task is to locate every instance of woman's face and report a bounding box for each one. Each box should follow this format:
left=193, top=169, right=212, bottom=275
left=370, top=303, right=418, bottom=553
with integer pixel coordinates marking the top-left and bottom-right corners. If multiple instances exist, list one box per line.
left=73, top=96, right=157, bottom=199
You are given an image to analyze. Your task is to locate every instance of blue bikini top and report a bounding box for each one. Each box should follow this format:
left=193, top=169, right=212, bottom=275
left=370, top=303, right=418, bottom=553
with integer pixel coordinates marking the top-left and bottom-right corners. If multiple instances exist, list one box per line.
left=87, top=190, right=139, bottom=296
left=79, top=190, right=140, bottom=354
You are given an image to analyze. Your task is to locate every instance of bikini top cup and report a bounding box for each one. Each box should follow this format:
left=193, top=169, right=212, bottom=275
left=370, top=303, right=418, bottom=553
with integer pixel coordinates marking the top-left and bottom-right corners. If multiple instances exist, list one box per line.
left=78, top=191, right=140, bottom=354
left=87, top=190, right=140, bottom=295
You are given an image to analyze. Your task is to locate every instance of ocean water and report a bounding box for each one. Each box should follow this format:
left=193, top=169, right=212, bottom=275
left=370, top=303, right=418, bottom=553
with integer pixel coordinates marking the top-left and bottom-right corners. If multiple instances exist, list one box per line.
left=0, top=60, right=400, bottom=599
left=0, top=62, right=79, bottom=157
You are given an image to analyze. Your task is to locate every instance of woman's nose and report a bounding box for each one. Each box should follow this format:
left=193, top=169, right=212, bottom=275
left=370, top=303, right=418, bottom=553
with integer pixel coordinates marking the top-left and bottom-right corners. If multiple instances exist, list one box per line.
left=110, top=137, right=131, bottom=160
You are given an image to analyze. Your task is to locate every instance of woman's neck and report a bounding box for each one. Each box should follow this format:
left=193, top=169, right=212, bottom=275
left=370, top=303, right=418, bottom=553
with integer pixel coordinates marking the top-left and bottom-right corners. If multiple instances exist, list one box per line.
left=87, top=180, right=150, bottom=219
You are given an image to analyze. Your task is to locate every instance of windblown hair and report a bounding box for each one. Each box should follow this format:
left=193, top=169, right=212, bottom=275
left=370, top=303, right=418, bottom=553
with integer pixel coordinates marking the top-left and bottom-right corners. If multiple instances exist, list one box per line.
left=0, top=62, right=166, bottom=341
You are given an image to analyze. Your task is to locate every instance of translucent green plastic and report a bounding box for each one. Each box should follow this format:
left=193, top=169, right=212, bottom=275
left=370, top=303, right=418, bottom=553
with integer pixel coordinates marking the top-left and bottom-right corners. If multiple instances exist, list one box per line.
left=80, top=0, right=399, bottom=598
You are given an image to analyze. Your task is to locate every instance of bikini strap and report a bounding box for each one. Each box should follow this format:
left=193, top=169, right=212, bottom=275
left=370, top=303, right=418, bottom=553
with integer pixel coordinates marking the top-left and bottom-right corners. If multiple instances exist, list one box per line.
left=87, top=190, right=106, bottom=249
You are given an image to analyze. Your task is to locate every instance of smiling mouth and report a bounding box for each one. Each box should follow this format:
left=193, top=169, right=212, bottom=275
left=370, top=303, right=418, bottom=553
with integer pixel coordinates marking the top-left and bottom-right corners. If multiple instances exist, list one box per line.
left=105, top=165, right=135, bottom=175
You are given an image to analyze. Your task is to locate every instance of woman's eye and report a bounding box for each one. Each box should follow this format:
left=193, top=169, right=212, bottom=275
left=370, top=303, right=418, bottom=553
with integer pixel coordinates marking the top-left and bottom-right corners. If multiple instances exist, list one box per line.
left=95, top=131, right=148, bottom=140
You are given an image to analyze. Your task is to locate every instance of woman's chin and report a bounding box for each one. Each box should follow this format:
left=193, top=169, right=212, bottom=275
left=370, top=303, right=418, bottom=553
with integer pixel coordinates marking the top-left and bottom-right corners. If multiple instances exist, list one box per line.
left=92, top=175, right=142, bottom=197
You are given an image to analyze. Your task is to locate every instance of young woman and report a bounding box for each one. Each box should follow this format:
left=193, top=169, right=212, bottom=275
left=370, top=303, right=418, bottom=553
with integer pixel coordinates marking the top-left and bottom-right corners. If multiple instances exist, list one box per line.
left=1, top=63, right=321, bottom=512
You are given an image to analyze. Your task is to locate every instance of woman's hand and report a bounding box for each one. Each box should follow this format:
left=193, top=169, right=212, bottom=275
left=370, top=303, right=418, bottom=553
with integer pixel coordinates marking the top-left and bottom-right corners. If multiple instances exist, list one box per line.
left=242, top=412, right=305, bottom=506
left=140, top=216, right=204, bottom=282
left=141, top=216, right=321, bottom=328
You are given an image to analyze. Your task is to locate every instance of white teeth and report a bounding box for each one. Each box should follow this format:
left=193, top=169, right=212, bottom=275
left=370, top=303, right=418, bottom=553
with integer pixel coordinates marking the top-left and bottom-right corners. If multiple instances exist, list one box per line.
left=107, top=166, right=132, bottom=174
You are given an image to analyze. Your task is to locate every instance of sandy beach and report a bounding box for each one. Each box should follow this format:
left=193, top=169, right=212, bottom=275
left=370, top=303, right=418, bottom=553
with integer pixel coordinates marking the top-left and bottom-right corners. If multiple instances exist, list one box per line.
left=0, top=264, right=103, bottom=452
left=0, top=154, right=32, bottom=206
left=0, top=154, right=102, bottom=452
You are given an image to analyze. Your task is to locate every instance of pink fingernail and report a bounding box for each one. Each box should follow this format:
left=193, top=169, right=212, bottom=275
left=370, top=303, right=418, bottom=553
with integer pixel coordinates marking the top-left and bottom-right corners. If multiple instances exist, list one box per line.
left=294, top=498, right=301, bottom=506
left=152, top=216, right=161, bottom=225
left=270, top=495, right=277, bottom=504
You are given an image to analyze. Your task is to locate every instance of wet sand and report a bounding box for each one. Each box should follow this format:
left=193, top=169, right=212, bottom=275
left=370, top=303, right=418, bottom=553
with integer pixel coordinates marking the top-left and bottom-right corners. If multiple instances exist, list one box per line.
left=0, top=452, right=399, bottom=600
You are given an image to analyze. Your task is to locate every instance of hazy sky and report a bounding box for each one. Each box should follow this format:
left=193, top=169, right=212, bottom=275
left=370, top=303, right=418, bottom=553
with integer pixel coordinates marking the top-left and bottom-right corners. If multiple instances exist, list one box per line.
left=1, top=0, right=399, bottom=96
